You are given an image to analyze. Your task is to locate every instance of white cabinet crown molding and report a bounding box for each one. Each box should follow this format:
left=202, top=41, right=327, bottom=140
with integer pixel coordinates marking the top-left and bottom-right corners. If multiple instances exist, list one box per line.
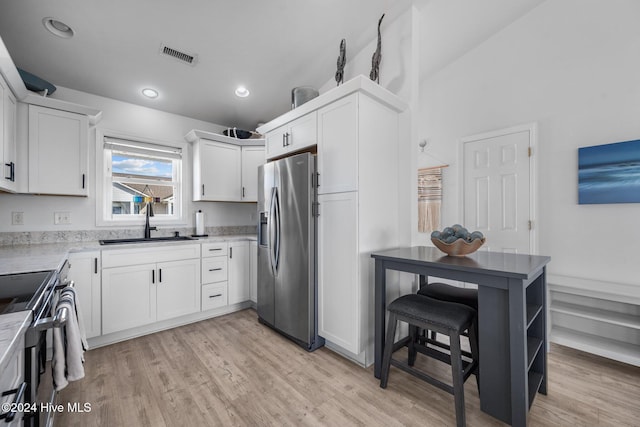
left=256, top=75, right=408, bottom=135
left=184, top=129, right=264, bottom=146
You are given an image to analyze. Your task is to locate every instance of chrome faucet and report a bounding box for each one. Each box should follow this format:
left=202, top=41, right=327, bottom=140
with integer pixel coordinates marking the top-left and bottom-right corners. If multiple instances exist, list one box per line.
left=144, top=202, right=157, bottom=238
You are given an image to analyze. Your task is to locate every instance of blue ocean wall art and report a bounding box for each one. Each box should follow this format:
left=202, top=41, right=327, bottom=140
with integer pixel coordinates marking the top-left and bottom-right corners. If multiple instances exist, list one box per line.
left=578, top=139, right=640, bottom=204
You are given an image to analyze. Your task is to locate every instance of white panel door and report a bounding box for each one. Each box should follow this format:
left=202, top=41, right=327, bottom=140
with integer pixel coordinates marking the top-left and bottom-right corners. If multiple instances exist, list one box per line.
left=228, top=241, right=250, bottom=304
left=318, top=191, right=359, bottom=353
left=28, top=105, right=88, bottom=195
left=463, top=127, right=532, bottom=254
left=102, top=263, right=156, bottom=334
left=317, top=93, right=358, bottom=194
left=156, top=258, right=201, bottom=321
left=199, top=140, right=241, bottom=201
left=68, top=251, right=102, bottom=339
left=241, top=146, right=265, bottom=201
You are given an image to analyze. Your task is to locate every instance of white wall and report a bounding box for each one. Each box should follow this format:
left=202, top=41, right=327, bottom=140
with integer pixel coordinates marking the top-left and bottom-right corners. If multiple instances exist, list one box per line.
left=0, top=87, right=257, bottom=232
left=414, top=0, right=640, bottom=284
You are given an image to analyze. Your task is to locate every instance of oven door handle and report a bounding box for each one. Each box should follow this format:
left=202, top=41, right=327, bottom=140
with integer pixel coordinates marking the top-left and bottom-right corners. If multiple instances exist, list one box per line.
left=0, top=381, right=27, bottom=422
left=33, top=280, right=75, bottom=331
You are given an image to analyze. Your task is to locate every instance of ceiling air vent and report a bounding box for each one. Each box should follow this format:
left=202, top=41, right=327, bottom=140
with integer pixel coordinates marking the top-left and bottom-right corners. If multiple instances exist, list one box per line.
left=159, top=43, right=198, bottom=66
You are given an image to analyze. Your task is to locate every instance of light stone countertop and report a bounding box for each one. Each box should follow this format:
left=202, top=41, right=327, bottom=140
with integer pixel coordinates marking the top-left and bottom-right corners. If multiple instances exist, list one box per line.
left=0, top=234, right=256, bottom=275
left=0, top=234, right=256, bottom=370
left=0, top=311, right=31, bottom=375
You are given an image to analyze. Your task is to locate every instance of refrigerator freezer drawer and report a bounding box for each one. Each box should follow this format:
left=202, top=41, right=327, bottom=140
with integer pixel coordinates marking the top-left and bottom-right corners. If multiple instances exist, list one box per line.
left=202, top=258, right=228, bottom=284
left=202, top=282, right=228, bottom=311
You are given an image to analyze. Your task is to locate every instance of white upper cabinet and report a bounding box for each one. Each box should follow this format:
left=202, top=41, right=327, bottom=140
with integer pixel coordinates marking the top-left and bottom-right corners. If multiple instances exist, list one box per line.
left=196, top=140, right=242, bottom=201
left=317, top=93, right=358, bottom=194
left=28, top=105, right=88, bottom=196
left=187, top=130, right=265, bottom=202
left=0, top=74, right=17, bottom=192
left=264, top=112, right=317, bottom=160
left=241, top=146, right=265, bottom=202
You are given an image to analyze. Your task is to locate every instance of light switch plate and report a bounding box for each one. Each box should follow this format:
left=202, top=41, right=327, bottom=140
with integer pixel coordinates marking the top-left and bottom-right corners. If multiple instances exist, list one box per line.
left=54, top=211, right=71, bottom=225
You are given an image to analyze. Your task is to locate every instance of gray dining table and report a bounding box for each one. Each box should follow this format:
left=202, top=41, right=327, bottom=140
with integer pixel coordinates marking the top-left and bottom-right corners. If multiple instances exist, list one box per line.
left=371, top=246, right=551, bottom=427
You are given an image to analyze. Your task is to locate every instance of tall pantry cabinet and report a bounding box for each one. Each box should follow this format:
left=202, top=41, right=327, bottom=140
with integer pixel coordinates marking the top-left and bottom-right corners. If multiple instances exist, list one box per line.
left=258, top=76, right=407, bottom=366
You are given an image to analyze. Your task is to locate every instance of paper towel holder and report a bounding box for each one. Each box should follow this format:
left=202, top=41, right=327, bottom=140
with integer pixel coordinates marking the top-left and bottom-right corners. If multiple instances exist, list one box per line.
left=192, top=209, right=208, bottom=237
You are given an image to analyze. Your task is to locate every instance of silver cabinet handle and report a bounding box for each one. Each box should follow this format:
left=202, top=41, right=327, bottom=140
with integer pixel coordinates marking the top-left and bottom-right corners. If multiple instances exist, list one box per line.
left=209, top=248, right=222, bottom=251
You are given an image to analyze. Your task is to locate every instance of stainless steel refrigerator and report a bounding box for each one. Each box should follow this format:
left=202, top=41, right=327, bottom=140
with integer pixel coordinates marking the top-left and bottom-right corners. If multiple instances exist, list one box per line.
left=257, top=152, right=324, bottom=351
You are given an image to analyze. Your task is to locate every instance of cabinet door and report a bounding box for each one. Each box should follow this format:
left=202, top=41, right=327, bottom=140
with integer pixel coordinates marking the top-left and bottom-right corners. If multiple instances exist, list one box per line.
left=68, top=251, right=101, bottom=339
left=265, top=113, right=317, bottom=160
left=102, top=263, right=156, bottom=334
left=288, top=112, right=317, bottom=152
left=317, top=93, right=358, bottom=194
left=241, top=146, right=265, bottom=201
left=156, top=258, right=201, bottom=321
left=1, top=77, right=17, bottom=192
left=197, top=140, right=241, bottom=201
left=265, top=124, right=287, bottom=160
left=250, top=241, right=257, bottom=303
left=228, top=241, right=250, bottom=305
left=318, top=192, right=360, bottom=353
left=28, top=105, right=88, bottom=195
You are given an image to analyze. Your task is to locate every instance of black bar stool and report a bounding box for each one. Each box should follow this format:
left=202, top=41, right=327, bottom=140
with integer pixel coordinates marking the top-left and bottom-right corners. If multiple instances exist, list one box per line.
left=380, top=294, right=478, bottom=427
left=417, top=282, right=478, bottom=311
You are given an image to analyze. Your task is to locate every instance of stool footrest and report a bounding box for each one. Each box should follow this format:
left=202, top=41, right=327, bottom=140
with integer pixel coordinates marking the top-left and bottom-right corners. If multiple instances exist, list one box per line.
left=411, top=344, right=478, bottom=382
left=417, top=335, right=474, bottom=360
left=390, top=358, right=454, bottom=395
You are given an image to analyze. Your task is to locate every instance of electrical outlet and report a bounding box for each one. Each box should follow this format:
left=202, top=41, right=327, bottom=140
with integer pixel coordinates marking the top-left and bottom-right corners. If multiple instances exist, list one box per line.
left=54, top=211, right=71, bottom=225
left=11, top=212, right=24, bottom=225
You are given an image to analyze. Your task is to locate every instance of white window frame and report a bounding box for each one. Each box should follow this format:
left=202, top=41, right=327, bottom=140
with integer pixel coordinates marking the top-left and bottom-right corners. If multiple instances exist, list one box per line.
left=96, top=129, right=188, bottom=227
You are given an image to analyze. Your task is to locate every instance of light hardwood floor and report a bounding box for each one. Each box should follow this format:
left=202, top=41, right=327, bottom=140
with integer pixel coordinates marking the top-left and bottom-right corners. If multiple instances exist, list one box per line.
left=57, top=309, right=640, bottom=426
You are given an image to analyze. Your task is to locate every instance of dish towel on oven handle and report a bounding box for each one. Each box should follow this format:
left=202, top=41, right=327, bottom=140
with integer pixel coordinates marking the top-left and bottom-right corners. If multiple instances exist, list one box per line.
left=52, top=286, right=88, bottom=391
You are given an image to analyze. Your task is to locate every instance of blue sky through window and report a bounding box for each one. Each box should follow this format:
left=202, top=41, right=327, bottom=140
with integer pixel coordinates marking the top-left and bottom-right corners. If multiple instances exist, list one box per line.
left=112, top=154, right=172, bottom=178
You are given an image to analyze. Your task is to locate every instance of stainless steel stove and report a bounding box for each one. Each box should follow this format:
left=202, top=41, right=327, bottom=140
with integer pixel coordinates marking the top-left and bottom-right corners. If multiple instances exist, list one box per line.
left=0, top=262, right=69, bottom=427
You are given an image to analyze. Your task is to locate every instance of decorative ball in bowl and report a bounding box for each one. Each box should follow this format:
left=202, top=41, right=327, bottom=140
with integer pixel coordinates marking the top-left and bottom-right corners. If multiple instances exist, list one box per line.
left=431, top=225, right=485, bottom=256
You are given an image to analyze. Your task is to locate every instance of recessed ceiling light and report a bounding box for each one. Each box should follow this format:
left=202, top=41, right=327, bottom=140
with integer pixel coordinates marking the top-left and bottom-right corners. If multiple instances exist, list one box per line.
left=43, top=17, right=74, bottom=39
left=235, top=86, right=250, bottom=98
left=142, top=88, right=159, bottom=99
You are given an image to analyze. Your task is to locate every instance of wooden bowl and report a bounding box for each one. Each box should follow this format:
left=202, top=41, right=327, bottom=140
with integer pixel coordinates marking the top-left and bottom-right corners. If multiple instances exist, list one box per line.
left=431, top=237, right=485, bottom=256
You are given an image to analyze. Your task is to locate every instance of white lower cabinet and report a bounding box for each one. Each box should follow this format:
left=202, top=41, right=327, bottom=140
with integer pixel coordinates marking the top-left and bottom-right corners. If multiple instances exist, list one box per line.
left=0, top=333, right=24, bottom=427
left=156, top=258, right=201, bottom=321
left=318, top=192, right=360, bottom=353
left=201, top=241, right=228, bottom=311
left=228, top=241, right=250, bottom=305
left=102, top=263, right=156, bottom=334
left=101, top=244, right=201, bottom=335
left=67, top=251, right=101, bottom=339
left=202, top=283, right=228, bottom=311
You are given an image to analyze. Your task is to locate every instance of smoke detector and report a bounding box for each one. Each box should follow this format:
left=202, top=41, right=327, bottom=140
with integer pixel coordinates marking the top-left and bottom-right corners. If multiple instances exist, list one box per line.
left=159, top=43, right=198, bottom=66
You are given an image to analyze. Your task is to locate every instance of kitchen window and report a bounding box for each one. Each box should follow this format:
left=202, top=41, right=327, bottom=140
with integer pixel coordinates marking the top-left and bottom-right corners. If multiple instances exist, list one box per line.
left=97, top=131, right=186, bottom=226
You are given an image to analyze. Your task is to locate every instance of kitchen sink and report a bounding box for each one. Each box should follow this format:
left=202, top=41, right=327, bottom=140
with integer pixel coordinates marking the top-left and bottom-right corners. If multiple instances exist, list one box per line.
left=99, top=236, right=197, bottom=245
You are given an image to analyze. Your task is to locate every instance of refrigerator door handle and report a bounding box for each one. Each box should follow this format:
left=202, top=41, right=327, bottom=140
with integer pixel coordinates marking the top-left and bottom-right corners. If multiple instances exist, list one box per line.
left=273, top=187, right=281, bottom=273
left=268, top=188, right=275, bottom=275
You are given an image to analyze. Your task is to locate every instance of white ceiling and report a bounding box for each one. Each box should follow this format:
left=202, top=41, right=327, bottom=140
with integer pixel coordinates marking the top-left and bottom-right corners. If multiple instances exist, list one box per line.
left=0, top=0, right=547, bottom=132
left=0, top=0, right=410, bottom=130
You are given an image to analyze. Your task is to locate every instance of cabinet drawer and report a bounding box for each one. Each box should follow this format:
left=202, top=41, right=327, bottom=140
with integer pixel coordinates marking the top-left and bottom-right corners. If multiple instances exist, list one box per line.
left=202, top=282, right=228, bottom=311
left=202, top=258, right=227, bottom=284
left=102, top=244, right=200, bottom=268
left=201, top=242, right=228, bottom=257
left=0, top=334, right=24, bottom=407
